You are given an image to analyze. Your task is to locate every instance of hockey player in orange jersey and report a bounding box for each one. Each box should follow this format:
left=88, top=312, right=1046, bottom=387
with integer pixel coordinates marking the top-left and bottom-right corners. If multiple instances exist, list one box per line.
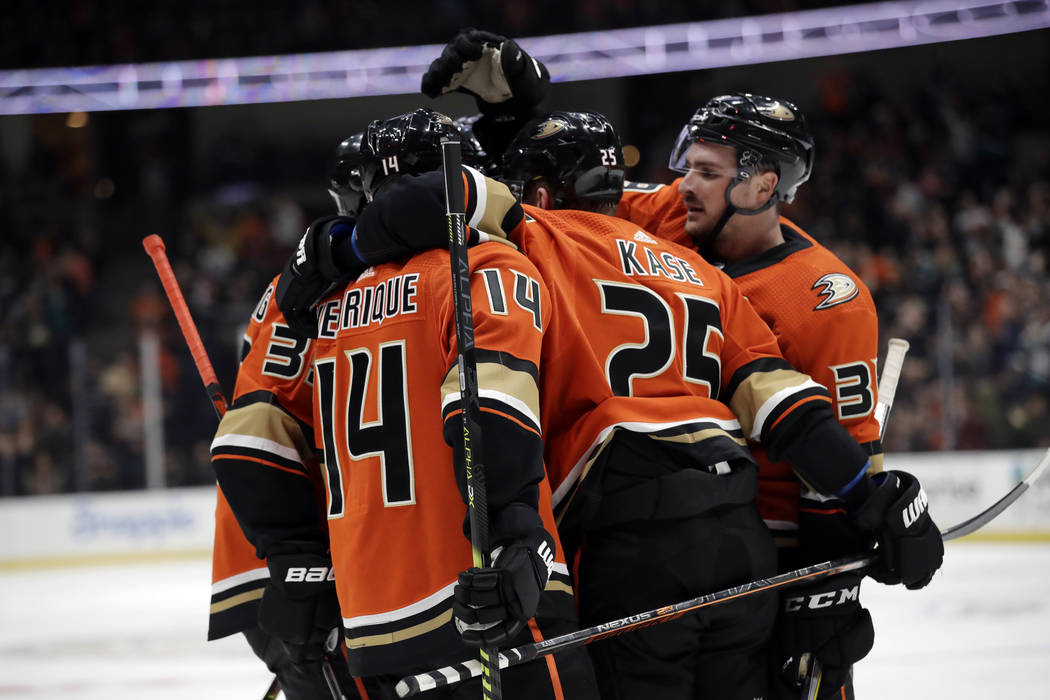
left=273, top=110, right=943, bottom=700
left=620, top=94, right=885, bottom=699
left=209, top=270, right=364, bottom=699
left=238, top=108, right=600, bottom=699
left=210, top=159, right=369, bottom=697
left=206, top=133, right=372, bottom=699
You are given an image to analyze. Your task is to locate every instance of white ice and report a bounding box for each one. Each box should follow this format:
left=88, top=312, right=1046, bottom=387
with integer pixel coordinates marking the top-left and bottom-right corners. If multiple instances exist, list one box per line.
left=1, top=542, right=1048, bottom=699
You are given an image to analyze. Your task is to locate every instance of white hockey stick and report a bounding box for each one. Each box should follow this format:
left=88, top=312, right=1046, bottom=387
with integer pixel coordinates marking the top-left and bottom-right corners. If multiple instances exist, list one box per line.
left=873, top=337, right=909, bottom=436
left=395, top=443, right=1050, bottom=697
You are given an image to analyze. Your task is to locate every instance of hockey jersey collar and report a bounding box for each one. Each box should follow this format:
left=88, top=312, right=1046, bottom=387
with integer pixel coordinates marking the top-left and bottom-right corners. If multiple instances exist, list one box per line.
left=715, top=222, right=813, bottom=278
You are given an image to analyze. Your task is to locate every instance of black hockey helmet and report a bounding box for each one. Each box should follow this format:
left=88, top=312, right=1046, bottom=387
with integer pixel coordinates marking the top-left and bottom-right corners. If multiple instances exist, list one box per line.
left=500, top=111, right=624, bottom=208
left=669, top=93, right=814, bottom=205
left=359, top=107, right=486, bottom=202
left=328, top=132, right=366, bottom=217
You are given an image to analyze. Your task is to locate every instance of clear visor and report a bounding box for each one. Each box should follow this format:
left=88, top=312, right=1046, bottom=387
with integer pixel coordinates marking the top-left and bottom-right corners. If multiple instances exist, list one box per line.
left=667, top=124, right=749, bottom=181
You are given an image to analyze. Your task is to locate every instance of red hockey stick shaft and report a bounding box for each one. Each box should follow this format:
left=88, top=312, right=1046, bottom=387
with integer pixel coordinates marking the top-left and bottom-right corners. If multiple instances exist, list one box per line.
left=142, top=234, right=228, bottom=419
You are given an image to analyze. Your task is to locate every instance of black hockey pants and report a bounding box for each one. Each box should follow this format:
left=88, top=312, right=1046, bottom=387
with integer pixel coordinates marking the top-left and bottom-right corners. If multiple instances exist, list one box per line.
left=573, top=431, right=778, bottom=700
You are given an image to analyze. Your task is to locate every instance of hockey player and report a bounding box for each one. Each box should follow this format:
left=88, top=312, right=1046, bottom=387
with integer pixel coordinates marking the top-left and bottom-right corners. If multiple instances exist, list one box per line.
left=232, top=107, right=600, bottom=699
left=207, top=132, right=369, bottom=700
left=274, top=110, right=943, bottom=700
left=619, top=93, right=886, bottom=699
left=418, top=33, right=894, bottom=696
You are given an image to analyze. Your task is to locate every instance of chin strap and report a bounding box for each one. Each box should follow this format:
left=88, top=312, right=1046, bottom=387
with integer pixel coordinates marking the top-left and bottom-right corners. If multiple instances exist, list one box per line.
left=698, top=178, right=779, bottom=258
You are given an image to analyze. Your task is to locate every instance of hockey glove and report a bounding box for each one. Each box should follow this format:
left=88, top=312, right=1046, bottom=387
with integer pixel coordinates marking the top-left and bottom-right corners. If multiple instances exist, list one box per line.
left=851, top=470, right=944, bottom=589
left=452, top=528, right=556, bottom=648
left=275, top=215, right=362, bottom=338
left=258, top=545, right=342, bottom=664
left=773, top=572, right=874, bottom=700
left=421, top=29, right=550, bottom=114
left=354, top=169, right=513, bottom=253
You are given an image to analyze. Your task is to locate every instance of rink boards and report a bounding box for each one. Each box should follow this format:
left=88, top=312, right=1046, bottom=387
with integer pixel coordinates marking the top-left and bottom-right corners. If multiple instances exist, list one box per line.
left=1, top=448, right=1048, bottom=570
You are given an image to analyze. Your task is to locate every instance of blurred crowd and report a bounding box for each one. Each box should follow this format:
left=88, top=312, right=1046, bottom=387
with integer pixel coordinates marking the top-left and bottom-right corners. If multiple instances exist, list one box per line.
left=1, top=23, right=1048, bottom=497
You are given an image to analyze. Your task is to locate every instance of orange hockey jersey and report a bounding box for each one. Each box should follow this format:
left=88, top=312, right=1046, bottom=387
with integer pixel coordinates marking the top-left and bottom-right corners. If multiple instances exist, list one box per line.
left=506, top=205, right=853, bottom=515
left=310, top=243, right=574, bottom=677
left=618, top=180, right=882, bottom=529
left=208, top=275, right=327, bottom=639
left=355, top=170, right=875, bottom=521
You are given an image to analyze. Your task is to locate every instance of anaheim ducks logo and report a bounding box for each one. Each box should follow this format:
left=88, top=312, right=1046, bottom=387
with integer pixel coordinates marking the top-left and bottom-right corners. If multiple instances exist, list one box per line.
left=757, top=101, right=796, bottom=121
left=533, top=119, right=567, bottom=139
left=812, top=273, right=859, bottom=310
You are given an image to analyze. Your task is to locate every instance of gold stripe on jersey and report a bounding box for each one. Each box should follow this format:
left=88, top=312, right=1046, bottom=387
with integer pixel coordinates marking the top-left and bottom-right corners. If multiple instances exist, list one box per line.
left=209, top=587, right=265, bottom=614
left=440, top=359, right=541, bottom=433
left=728, top=368, right=828, bottom=440
left=651, top=426, right=748, bottom=448
left=344, top=571, right=574, bottom=651
left=211, top=401, right=313, bottom=470
left=347, top=609, right=454, bottom=649
left=544, top=575, right=575, bottom=597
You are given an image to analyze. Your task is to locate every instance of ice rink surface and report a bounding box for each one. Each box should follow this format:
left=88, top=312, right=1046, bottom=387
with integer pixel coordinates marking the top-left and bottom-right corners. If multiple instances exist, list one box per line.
left=2, top=542, right=1048, bottom=699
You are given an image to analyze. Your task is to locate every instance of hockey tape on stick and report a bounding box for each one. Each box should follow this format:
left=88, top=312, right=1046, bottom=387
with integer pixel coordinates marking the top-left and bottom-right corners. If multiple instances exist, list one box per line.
left=395, top=445, right=1050, bottom=697
left=874, top=337, right=909, bottom=436
left=142, top=234, right=228, bottom=419
left=441, top=138, right=502, bottom=700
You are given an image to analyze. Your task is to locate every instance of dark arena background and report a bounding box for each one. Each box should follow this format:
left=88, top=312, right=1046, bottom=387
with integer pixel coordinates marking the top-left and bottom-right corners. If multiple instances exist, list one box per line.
left=1, top=2, right=1048, bottom=698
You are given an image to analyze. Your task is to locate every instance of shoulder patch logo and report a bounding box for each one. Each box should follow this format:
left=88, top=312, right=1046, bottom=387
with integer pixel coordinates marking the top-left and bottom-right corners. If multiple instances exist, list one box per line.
left=633, top=230, right=657, bottom=244
left=812, top=273, right=858, bottom=310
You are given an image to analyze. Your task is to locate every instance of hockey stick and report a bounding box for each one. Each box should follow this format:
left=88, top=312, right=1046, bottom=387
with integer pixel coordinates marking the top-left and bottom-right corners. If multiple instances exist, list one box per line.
left=395, top=444, right=1050, bottom=698
left=142, top=234, right=345, bottom=700
left=873, top=337, right=909, bottom=436
left=143, top=234, right=228, bottom=419
left=802, top=336, right=910, bottom=698
left=441, top=139, right=502, bottom=700
left=395, top=553, right=876, bottom=698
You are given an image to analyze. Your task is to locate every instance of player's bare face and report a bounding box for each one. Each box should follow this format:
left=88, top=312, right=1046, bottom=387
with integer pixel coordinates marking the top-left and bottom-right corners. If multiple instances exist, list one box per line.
left=677, top=142, right=738, bottom=241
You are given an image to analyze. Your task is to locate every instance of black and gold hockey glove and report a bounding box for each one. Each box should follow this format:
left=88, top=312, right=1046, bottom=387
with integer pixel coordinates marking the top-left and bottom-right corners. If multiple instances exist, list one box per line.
left=421, top=29, right=550, bottom=114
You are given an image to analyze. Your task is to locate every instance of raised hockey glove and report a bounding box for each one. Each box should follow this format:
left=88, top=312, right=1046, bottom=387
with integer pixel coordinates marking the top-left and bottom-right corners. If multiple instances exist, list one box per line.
left=851, top=470, right=944, bottom=589
left=258, top=545, right=342, bottom=664
left=275, top=214, right=362, bottom=338
left=773, top=572, right=874, bottom=699
left=452, top=528, right=556, bottom=648
left=421, top=29, right=550, bottom=114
